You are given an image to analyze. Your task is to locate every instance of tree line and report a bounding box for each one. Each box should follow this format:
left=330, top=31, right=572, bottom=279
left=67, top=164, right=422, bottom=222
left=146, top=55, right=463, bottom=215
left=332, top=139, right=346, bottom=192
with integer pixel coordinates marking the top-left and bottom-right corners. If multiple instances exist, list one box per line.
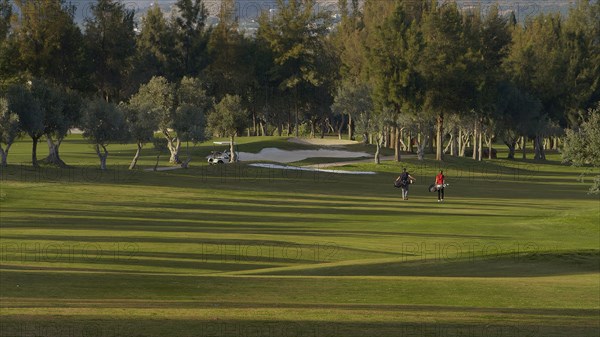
left=0, top=0, right=598, bottom=170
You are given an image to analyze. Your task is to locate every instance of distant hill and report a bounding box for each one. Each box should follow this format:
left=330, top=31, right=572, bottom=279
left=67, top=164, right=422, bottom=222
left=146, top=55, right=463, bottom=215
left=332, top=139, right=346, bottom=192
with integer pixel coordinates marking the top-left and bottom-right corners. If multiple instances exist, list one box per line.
left=72, top=0, right=578, bottom=25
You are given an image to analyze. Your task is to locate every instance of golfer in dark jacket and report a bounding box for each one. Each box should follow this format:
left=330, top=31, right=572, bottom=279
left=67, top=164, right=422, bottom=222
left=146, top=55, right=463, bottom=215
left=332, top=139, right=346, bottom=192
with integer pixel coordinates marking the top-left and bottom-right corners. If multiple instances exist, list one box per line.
left=396, top=168, right=416, bottom=200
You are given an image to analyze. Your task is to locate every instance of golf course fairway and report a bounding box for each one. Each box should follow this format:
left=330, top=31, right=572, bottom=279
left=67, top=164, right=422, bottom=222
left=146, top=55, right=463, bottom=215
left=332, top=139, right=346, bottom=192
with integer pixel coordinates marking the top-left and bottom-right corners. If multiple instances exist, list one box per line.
left=1, top=136, right=598, bottom=337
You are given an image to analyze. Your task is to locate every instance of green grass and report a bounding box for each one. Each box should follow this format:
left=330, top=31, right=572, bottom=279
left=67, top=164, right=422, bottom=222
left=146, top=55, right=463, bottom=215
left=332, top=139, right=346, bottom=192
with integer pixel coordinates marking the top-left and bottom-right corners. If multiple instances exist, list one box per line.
left=0, top=135, right=598, bottom=336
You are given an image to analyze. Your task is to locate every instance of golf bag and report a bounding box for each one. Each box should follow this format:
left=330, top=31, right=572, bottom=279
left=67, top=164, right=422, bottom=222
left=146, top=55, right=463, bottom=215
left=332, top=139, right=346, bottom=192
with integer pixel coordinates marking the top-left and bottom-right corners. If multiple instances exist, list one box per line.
left=428, top=183, right=449, bottom=192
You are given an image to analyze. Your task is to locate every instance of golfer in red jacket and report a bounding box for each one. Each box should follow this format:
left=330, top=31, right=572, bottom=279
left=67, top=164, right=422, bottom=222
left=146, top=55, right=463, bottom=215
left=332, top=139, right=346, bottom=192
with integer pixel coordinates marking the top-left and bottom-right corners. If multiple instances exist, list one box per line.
left=435, top=170, right=445, bottom=202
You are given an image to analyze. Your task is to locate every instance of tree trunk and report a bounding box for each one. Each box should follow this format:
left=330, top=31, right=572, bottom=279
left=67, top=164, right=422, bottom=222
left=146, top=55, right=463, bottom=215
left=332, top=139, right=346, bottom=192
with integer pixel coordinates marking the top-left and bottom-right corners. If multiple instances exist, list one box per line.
left=394, top=126, right=400, bottom=162
left=534, top=135, right=546, bottom=160
left=451, top=130, right=458, bottom=156
left=436, top=114, right=443, bottom=160
left=129, top=142, right=143, bottom=170
left=94, top=144, right=108, bottom=170
left=31, top=136, right=40, bottom=167
left=443, top=134, right=452, bottom=154
left=458, top=129, right=463, bottom=156
left=180, top=140, right=192, bottom=168
left=0, top=145, right=8, bottom=167
left=505, top=139, right=516, bottom=159
left=229, top=135, right=237, bottom=162
left=478, top=125, right=483, bottom=162
left=44, top=137, right=67, bottom=167
left=347, top=114, right=353, bottom=140
left=416, top=129, right=428, bottom=161
left=407, top=130, right=413, bottom=153
left=337, top=114, right=345, bottom=140
left=487, top=134, right=493, bottom=160
left=399, top=128, right=405, bottom=151
left=428, top=130, right=434, bottom=154
left=295, top=102, right=299, bottom=137
left=384, top=126, right=389, bottom=148
left=374, top=133, right=382, bottom=164
left=167, top=137, right=181, bottom=164
left=522, top=136, right=527, bottom=159
left=153, top=152, right=161, bottom=171
left=0, top=146, right=8, bottom=167
left=163, top=131, right=182, bottom=164
left=472, top=121, right=478, bottom=160
left=459, top=131, right=468, bottom=157
left=417, top=140, right=427, bottom=160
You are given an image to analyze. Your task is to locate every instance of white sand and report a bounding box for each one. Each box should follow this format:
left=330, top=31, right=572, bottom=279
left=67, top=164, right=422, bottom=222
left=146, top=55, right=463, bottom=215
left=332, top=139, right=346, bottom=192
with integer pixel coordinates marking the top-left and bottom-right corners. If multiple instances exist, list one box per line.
left=249, top=163, right=376, bottom=175
left=237, top=148, right=371, bottom=163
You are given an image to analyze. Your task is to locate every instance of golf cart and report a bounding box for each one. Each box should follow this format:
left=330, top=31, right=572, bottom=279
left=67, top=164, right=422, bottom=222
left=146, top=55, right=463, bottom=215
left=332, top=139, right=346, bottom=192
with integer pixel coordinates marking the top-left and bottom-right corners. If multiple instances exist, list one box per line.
left=207, top=141, right=239, bottom=164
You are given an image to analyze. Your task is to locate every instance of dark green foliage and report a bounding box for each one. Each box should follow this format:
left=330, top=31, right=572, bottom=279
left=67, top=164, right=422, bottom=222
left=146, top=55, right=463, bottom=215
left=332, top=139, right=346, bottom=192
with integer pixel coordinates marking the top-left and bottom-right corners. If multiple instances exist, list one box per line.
left=84, top=0, right=136, bottom=101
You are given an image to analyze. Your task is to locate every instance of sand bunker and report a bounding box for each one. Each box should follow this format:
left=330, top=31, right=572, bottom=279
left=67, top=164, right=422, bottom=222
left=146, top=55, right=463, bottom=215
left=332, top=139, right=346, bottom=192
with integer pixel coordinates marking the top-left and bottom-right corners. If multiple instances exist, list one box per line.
left=237, top=148, right=370, bottom=163
left=249, top=163, right=376, bottom=175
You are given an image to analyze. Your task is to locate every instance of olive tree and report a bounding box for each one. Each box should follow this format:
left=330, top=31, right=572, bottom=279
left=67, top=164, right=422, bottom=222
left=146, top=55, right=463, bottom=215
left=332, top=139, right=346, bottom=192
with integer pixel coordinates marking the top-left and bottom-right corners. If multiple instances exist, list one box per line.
left=130, top=76, right=208, bottom=165
left=80, top=98, right=128, bottom=170
left=208, top=95, right=248, bottom=162
left=562, top=105, right=600, bottom=194
left=7, top=83, right=44, bottom=167
left=0, top=97, right=19, bottom=166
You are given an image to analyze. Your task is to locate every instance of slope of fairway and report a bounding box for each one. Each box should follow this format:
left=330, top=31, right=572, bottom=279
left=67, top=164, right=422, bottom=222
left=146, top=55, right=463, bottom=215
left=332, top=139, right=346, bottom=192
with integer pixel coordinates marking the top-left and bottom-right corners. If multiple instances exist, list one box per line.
left=1, top=136, right=598, bottom=337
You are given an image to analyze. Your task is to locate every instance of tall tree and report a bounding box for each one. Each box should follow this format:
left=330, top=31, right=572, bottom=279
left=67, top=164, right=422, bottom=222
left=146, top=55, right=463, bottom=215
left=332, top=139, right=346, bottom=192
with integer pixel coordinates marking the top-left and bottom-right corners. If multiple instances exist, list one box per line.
left=368, top=1, right=424, bottom=161
left=0, top=0, right=18, bottom=90
left=505, top=13, right=568, bottom=160
left=208, top=94, right=248, bottom=162
left=0, top=97, right=20, bottom=166
left=84, top=0, right=135, bottom=102
left=10, top=0, right=83, bottom=88
left=7, top=82, right=44, bottom=167
left=420, top=1, right=473, bottom=161
left=133, top=4, right=173, bottom=85
left=171, top=0, right=209, bottom=78
left=205, top=0, right=249, bottom=100
left=562, top=0, right=600, bottom=124
left=258, top=0, right=332, bottom=137
left=466, top=5, right=512, bottom=161
left=80, top=98, right=128, bottom=170
left=333, top=0, right=368, bottom=140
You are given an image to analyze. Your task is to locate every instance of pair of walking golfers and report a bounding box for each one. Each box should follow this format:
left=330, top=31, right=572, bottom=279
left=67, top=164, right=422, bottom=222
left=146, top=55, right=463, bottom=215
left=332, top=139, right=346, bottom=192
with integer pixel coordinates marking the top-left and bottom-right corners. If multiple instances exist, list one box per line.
left=395, top=169, right=446, bottom=202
